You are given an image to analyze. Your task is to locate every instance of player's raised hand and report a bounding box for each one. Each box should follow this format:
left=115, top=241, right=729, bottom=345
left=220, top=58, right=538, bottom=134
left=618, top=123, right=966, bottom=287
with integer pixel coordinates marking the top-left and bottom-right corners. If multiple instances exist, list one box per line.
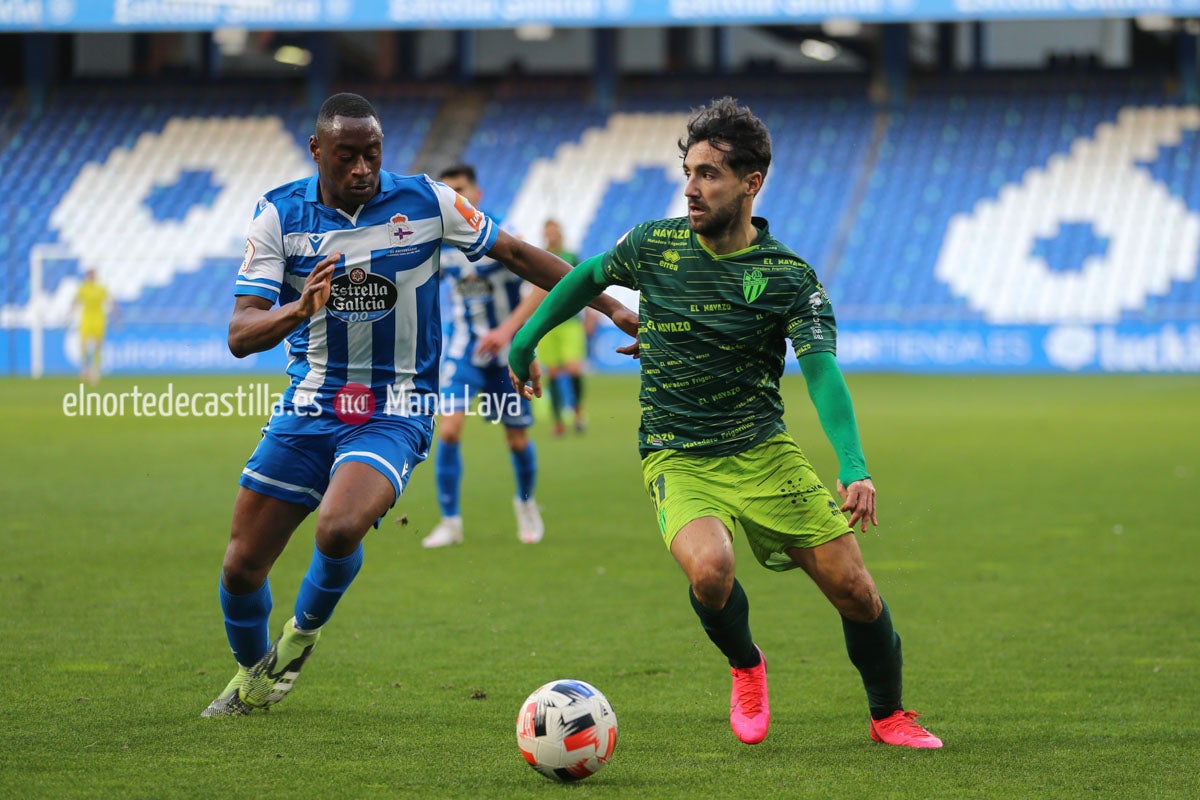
left=509, top=358, right=542, bottom=400
left=837, top=477, right=878, bottom=532
left=297, top=252, right=339, bottom=317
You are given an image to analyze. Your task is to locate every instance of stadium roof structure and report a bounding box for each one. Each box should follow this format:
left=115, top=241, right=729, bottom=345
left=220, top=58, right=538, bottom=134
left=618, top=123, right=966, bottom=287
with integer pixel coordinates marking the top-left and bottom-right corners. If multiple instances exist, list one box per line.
left=4, top=0, right=1200, bottom=32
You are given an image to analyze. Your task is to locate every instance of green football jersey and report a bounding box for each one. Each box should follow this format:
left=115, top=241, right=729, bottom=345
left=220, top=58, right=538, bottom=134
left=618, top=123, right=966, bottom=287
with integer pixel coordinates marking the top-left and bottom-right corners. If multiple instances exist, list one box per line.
left=601, top=216, right=836, bottom=458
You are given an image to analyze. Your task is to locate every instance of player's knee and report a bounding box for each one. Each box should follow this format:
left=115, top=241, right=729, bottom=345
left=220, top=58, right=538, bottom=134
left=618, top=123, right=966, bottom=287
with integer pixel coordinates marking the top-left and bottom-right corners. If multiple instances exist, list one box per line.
left=688, top=559, right=735, bottom=609
left=314, top=511, right=371, bottom=557
left=221, top=544, right=271, bottom=593
left=830, top=571, right=881, bottom=621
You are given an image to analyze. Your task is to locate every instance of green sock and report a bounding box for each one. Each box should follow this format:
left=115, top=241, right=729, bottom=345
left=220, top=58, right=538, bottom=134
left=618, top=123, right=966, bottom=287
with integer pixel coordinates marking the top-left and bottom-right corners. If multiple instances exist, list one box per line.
left=689, top=578, right=760, bottom=669
left=842, top=597, right=904, bottom=720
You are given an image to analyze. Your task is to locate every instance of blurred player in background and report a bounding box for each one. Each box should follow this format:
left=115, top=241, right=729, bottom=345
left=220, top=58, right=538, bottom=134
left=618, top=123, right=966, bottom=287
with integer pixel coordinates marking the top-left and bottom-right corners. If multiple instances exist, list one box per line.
left=421, top=164, right=547, bottom=548
left=203, top=94, right=635, bottom=717
left=509, top=97, right=942, bottom=749
left=537, top=218, right=596, bottom=436
left=73, top=269, right=111, bottom=384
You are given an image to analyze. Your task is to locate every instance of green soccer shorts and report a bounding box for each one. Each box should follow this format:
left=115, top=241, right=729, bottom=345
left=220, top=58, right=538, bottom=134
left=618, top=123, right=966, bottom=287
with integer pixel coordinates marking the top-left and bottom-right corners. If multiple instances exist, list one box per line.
left=641, top=432, right=850, bottom=571
left=537, top=317, right=587, bottom=367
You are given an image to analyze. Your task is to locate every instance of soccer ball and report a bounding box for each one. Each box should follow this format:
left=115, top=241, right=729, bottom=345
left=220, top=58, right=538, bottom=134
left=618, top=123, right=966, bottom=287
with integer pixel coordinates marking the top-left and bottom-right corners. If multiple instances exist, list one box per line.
left=516, top=679, right=618, bottom=782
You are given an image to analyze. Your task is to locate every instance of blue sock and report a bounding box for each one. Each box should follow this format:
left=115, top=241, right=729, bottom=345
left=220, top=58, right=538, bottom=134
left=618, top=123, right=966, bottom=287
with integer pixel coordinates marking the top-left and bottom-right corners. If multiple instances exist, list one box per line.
left=436, top=441, right=462, bottom=517
left=510, top=440, right=537, bottom=501
left=293, top=542, right=364, bottom=631
left=220, top=578, right=272, bottom=667
left=561, top=374, right=577, bottom=411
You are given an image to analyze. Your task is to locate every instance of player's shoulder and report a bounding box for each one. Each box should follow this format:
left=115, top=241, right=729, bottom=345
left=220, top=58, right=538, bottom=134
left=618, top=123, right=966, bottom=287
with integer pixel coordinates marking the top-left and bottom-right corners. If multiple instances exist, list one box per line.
left=411, top=172, right=457, bottom=202
left=389, top=170, right=437, bottom=193
left=253, top=176, right=312, bottom=227
left=620, top=217, right=689, bottom=247
left=644, top=216, right=690, bottom=235
left=753, top=219, right=813, bottom=269
left=260, top=176, right=311, bottom=206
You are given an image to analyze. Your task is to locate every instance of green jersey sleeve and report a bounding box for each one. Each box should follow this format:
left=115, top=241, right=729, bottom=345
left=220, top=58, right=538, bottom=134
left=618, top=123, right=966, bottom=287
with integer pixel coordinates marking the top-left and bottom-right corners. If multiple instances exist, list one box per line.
left=798, top=351, right=870, bottom=485
left=509, top=254, right=610, bottom=382
left=785, top=280, right=837, bottom=358
left=599, top=223, right=651, bottom=290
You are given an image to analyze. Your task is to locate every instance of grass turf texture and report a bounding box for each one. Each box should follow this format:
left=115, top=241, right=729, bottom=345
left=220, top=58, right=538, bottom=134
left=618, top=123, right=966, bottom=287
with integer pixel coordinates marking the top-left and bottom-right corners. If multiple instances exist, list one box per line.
left=0, top=373, right=1196, bottom=799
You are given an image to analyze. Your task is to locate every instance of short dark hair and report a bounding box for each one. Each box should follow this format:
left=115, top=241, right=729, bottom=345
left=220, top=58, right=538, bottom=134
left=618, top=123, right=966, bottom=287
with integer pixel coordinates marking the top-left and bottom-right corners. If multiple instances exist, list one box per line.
left=677, top=97, right=771, bottom=179
left=438, top=163, right=478, bottom=184
left=316, top=93, right=379, bottom=133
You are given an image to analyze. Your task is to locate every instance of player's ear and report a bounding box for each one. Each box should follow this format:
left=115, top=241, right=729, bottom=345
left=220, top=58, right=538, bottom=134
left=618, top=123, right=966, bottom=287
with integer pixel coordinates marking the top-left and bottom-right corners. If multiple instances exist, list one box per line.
left=744, top=170, right=763, bottom=197
left=309, top=134, right=320, bottom=164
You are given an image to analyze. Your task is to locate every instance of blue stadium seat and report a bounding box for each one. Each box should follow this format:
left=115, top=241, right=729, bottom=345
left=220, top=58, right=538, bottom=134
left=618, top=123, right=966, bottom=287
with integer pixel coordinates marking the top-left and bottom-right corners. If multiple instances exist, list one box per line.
left=3, top=73, right=1197, bottom=376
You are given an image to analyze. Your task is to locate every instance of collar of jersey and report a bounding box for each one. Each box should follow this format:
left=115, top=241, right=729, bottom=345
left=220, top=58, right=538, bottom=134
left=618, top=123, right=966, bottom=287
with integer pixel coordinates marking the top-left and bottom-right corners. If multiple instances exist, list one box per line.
left=696, top=217, right=770, bottom=260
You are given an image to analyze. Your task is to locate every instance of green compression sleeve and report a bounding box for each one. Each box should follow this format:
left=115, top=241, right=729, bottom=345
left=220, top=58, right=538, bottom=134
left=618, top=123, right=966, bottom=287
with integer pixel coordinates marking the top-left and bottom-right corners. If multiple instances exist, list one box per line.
left=509, top=253, right=609, bottom=382
left=798, top=351, right=870, bottom=486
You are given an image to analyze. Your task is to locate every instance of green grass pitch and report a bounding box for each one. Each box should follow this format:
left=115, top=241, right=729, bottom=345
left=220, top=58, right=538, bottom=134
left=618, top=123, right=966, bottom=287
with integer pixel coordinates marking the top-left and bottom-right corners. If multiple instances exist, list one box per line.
left=1, top=373, right=1197, bottom=799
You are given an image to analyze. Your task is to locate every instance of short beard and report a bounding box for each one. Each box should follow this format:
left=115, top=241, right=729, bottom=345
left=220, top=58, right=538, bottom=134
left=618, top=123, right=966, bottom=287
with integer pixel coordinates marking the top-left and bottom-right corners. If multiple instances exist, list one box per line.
left=688, top=196, right=743, bottom=238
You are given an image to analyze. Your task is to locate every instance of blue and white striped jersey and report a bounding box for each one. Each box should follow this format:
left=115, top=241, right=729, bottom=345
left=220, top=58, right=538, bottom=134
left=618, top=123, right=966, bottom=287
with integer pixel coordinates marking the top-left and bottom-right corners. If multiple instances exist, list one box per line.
left=235, top=171, right=498, bottom=415
left=440, top=216, right=526, bottom=368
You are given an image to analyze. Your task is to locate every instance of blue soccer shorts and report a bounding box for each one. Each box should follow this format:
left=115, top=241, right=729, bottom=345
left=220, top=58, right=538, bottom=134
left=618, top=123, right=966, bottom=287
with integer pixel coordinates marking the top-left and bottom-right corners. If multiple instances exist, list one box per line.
left=239, top=407, right=434, bottom=512
left=439, top=355, right=533, bottom=427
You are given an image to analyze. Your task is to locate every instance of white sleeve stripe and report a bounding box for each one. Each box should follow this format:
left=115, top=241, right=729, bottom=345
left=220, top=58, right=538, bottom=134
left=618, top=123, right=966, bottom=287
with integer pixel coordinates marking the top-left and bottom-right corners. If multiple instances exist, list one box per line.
left=235, top=279, right=280, bottom=290
left=333, top=451, right=403, bottom=491
left=463, top=218, right=495, bottom=258
left=237, top=276, right=282, bottom=288
left=241, top=468, right=324, bottom=502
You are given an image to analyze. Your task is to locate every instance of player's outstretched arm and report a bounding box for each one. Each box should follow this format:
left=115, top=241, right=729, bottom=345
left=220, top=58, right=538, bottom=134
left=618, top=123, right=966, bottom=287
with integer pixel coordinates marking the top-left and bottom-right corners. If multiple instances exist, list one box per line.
left=798, top=351, right=877, bottom=532
left=489, top=231, right=637, bottom=338
left=228, top=252, right=338, bottom=358
left=476, top=285, right=547, bottom=359
left=509, top=255, right=611, bottom=386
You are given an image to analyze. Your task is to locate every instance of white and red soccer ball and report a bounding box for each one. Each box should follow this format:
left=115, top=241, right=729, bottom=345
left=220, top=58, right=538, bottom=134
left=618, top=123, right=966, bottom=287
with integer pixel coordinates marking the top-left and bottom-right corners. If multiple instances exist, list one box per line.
left=516, top=679, right=618, bottom=782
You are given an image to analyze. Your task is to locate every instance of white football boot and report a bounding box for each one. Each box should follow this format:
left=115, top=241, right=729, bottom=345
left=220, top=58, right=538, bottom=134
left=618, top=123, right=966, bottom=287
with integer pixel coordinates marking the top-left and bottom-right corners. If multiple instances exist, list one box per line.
left=422, top=516, right=464, bottom=548
left=513, top=497, right=544, bottom=544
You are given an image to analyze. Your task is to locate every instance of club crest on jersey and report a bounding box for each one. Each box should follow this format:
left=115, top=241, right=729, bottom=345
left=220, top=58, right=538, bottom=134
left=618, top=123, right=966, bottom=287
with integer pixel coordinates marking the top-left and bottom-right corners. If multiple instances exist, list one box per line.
left=327, top=267, right=398, bottom=323
left=453, top=193, right=485, bottom=232
left=743, top=269, right=767, bottom=303
left=388, top=213, right=414, bottom=245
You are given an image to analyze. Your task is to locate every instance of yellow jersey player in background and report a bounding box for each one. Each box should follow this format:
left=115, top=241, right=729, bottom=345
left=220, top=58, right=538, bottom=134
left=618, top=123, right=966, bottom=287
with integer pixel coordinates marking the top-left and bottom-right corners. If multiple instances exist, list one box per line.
left=73, top=269, right=111, bottom=384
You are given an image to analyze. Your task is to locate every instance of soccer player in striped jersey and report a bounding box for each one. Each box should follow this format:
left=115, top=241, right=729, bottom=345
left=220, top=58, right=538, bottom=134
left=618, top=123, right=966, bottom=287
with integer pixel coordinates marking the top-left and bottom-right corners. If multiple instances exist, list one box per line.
left=421, top=164, right=545, bottom=549
left=202, top=93, right=635, bottom=717
left=508, top=97, right=942, bottom=749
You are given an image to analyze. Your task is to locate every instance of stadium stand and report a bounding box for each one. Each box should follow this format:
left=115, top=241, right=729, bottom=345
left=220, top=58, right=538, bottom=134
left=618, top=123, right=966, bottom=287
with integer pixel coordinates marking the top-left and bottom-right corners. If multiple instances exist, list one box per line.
left=2, top=71, right=1197, bottom=373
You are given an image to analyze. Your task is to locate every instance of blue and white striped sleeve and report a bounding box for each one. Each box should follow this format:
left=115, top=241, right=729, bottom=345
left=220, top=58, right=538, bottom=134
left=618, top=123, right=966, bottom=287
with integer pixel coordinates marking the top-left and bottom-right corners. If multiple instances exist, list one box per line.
left=428, top=178, right=498, bottom=262
left=234, top=198, right=285, bottom=302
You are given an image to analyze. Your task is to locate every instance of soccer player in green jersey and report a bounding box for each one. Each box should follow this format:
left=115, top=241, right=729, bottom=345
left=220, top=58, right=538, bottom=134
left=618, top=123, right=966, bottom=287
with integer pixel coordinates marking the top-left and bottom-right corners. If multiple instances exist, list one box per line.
left=508, top=97, right=942, bottom=749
